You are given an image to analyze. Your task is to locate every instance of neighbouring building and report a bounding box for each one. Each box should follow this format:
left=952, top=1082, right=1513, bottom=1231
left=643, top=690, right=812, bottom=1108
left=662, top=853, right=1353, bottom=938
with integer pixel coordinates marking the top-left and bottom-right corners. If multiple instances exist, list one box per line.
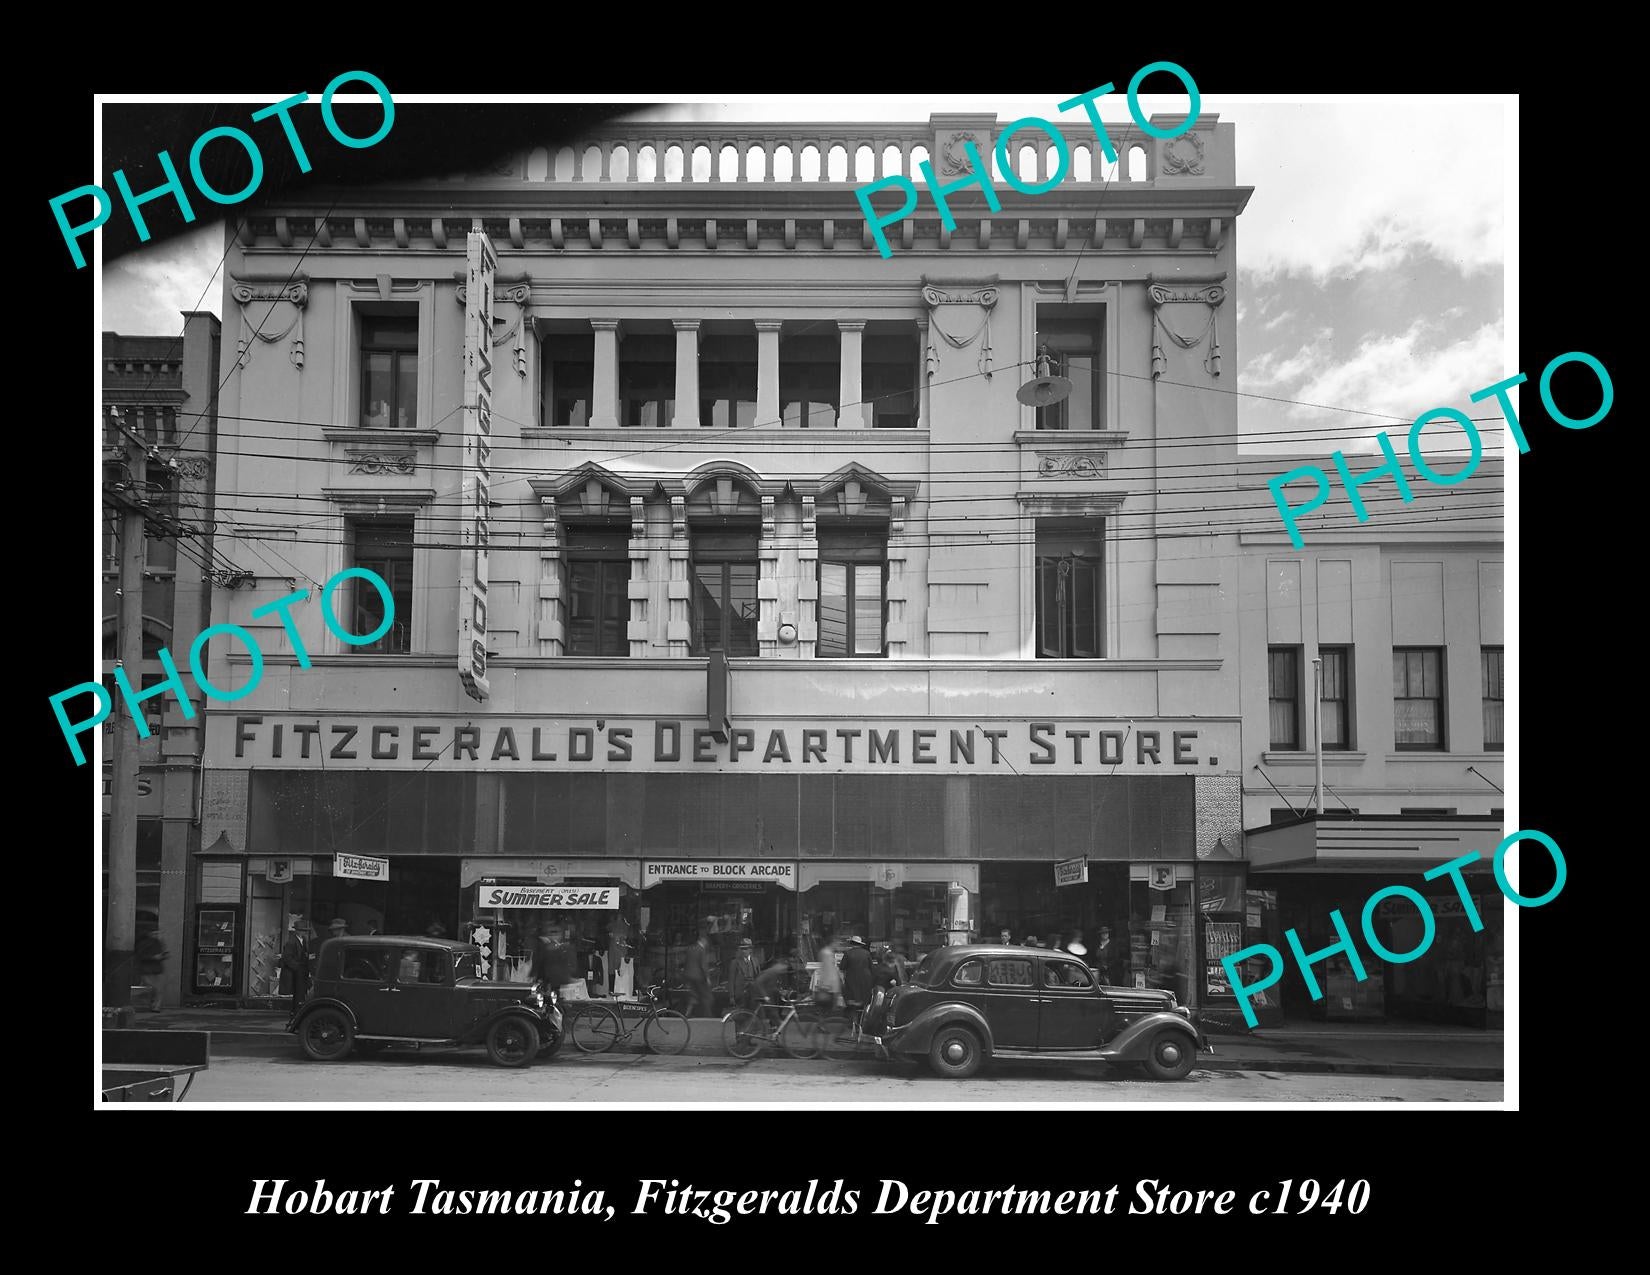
left=1236, top=457, right=1505, bottom=1027
left=101, top=311, right=222, bottom=1008
left=195, top=106, right=1266, bottom=1016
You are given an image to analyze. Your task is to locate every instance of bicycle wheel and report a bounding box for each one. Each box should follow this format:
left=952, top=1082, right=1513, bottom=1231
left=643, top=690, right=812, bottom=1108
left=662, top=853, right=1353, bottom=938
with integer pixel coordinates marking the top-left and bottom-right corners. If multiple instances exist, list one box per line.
left=818, top=1014, right=855, bottom=1061
left=644, top=1010, right=691, bottom=1056
left=722, top=1010, right=765, bottom=1059
left=780, top=1011, right=822, bottom=1060
left=569, top=1002, right=621, bottom=1054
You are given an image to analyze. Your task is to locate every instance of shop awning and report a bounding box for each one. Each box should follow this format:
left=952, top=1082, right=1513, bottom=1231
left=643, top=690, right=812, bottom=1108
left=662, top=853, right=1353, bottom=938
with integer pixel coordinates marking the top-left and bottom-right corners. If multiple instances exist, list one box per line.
left=798, top=862, right=979, bottom=892
left=460, top=858, right=641, bottom=889
left=1245, top=816, right=1503, bottom=875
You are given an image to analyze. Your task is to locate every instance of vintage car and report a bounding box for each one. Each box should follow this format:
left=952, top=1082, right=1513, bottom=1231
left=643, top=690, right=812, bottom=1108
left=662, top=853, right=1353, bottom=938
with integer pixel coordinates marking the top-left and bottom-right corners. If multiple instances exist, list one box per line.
left=287, top=936, right=562, bottom=1068
left=862, top=943, right=1210, bottom=1081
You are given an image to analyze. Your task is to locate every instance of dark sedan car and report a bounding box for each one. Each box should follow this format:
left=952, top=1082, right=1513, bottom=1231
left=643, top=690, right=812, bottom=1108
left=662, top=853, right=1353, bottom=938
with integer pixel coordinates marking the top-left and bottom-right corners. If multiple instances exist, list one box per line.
left=862, top=944, right=1210, bottom=1080
left=287, top=936, right=562, bottom=1068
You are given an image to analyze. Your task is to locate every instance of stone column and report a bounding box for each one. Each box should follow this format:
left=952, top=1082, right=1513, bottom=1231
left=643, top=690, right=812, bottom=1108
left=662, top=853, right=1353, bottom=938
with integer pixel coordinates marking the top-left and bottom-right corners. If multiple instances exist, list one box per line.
left=758, top=495, right=780, bottom=656
left=672, top=319, right=701, bottom=428
left=838, top=319, right=867, bottom=429
left=755, top=319, right=783, bottom=429
left=666, top=496, right=691, bottom=656
left=537, top=497, right=566, bottom=655
left=886, top=497, right=909, bottom=658
left=916, top=316, right=933, bottom=430
left=627, top=496, right=650, bottom=658
left=590, top=319, right=621, bottom=428
left=797, top=496, right=819, bottom=658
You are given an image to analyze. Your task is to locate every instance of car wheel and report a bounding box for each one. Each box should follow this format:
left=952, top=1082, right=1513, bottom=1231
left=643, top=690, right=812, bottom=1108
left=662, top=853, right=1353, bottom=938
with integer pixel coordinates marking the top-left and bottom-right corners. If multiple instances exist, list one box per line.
left=537, top=1022, right=564, bottom=1058
left=300, top=1008, right=354, bottom=1062
left=1141, top=1029, right=1196, bottom=1082
left=486, top=1015, right=538, bottom=1068
left=927, top=1025, right=983, bottom=1079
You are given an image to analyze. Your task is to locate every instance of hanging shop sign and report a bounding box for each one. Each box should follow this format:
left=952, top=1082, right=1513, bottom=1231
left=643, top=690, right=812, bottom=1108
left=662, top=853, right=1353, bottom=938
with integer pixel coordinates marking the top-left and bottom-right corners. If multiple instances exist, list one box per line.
left=457, top=226, right=496, bottom=703
left=1055, top=857, right=1089, bottom=887
left=334, top=853, right=389, bottom=882
left=477, top=884, right=619, bottom=910
left=1148, top=865, right=1177, bottom=891
left=642, top=861, right=797, bottom=890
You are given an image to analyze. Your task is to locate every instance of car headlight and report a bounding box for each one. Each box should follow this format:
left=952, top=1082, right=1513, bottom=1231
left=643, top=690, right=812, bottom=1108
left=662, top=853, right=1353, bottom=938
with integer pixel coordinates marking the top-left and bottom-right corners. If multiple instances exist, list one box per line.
left=1174, top=1005, right=1191, bottom=1020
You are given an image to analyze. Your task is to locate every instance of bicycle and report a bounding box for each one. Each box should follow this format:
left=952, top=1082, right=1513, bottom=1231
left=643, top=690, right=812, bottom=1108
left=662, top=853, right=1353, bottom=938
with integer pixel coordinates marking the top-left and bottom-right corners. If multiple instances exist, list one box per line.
left=565, top=983, right=691, bottom=1056
left=817, top=1001, right=871, bottom=1061
left=721, top=996, right=826, bottom=1060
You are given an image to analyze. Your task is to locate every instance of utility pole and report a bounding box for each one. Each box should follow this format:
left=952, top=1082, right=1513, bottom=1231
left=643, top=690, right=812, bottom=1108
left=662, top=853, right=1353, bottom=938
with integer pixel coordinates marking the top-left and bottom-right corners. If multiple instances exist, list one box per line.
left=1311, top=655, right=1325, bottom=816
left=105, top=409, right=146, bottom=1013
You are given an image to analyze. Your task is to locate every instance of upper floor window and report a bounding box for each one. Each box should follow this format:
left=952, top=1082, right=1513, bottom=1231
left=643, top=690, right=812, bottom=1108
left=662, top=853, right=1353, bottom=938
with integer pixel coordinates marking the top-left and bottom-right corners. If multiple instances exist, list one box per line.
left=1034, top=306, right=1103, bottom=431
left=565, top=527, right=630, bottom=657
left=619, top=334, right=675, bottom=429
left=1393, top=647, right=1445, bottom=750
left=1321, top=646, right=1353, bottom=750
left=817, top=528, right=886, bottom=657
left=780, top=332, right=839, bottom=429
left=690, top=530, right=758, bottom=656
left=863, top=326, right=919, bottom=429
left=1268, top=646, right=1301, bottom=750
left=349, top=517, right=414, bottom=653
left=699, top=334, right=758, bottom=429
left=360, top=316, right=419, bottom=429
left=1481, top=646, right=1504, bottom=751
left=541, top=333, right=594, bottom=428
left=1035, top=519, right=1103, bottom=658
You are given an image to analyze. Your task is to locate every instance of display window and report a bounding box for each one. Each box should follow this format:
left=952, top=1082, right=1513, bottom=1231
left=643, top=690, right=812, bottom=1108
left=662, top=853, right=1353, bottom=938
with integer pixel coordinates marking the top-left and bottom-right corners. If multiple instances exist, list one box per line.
left=978, top=862, right=1129, bottom=979
left=467, top=880, right=635, bottom=996
left=640, top=882, right=795, bottom=1014
left=1128, top=877, right=1195, bottom=1003
left=1378, top=889, right=1503, bottom=1028
left=799, top=880, right=963, bottom=966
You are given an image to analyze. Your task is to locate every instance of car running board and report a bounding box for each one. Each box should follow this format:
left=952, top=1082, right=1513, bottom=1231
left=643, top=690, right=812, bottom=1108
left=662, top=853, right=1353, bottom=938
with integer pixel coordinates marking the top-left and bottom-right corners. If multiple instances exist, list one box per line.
left=991, top=1048, right=1124, bottom=1063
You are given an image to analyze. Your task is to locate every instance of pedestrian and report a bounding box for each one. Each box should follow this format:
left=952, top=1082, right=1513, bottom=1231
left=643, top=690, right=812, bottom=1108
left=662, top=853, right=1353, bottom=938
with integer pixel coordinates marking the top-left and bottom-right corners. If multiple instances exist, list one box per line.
left=728, top=938, right=761, bottom=1010
left=136, top=924, right=168, bottom=1012
left=326, top=917, right=349, bottom=943
left=424, top=918, right=448, bottom=939
left=841, top=935, right=875, bottom=1011
left=1094, top=926, right=1123, bottom=985
left=812, top=934, right=844, bottom=1012
left=280, top=913, right=312, bottom=1017
left=530, top=920, right=575, bottom=1006
left=871, top=943, right=902, bottom=989
left=683, top=925, right=714, bottom=1017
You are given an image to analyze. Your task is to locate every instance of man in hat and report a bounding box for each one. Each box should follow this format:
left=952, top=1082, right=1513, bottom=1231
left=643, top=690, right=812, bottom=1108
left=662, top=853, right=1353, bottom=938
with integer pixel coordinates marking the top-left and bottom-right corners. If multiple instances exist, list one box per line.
left=840, top=935, right=875, bottom=1013
left=682, top=925, right=714, bottom=1017
left=728, top=938, right=761, bottom=1010
left=326, top=918, right=349, bottom=941
left=280, top=914, right=312, bottom=1016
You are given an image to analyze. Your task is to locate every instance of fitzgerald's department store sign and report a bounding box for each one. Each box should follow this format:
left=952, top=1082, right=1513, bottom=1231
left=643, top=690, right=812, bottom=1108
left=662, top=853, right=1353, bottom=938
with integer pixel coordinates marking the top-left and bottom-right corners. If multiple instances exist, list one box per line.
left=226, top=715, right=1233, bottom=772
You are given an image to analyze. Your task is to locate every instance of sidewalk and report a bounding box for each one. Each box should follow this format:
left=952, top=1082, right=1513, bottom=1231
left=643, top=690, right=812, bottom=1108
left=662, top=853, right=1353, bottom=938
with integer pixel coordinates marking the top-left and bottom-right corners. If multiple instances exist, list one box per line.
left=113, top=1007, right=1503, bottom=1079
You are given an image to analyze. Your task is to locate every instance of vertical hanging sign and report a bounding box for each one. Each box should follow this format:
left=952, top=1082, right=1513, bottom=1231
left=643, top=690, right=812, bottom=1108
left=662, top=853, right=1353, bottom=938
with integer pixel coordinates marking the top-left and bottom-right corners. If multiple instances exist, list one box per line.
left=458, top=226, right=496, bottom=702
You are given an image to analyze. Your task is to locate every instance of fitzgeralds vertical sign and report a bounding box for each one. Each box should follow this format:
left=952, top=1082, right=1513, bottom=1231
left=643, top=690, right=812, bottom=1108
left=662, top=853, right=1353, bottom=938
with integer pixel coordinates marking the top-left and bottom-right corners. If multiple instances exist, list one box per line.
left=458, top=226, right=496, bottom=702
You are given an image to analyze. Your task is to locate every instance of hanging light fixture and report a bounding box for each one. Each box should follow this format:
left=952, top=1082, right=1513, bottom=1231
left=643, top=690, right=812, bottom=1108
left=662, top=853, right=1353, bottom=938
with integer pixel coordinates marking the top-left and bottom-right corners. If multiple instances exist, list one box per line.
left=1016, top=344, right=1073, bottom=408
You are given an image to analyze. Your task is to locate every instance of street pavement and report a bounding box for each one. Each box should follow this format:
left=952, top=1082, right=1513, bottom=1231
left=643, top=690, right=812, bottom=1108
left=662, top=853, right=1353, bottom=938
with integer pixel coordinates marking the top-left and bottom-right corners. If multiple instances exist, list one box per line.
left=181, top=1048, right=1502, bottom=1103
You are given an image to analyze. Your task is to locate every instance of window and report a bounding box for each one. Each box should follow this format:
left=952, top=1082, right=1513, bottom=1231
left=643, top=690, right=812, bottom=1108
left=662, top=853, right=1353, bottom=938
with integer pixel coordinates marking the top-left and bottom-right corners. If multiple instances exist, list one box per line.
left=699, top=335, right=757, bottom=428
left=400, top=947, right=450, bottom=985
left=985, top=958, right=1034, bottom=987
left=541, top=334, right=593, bottom=428
left=780, top=333, right=839, bottom=428
left=952, top=961, right=983, bottom=986
left=1034, top=308, right=1102, bottom=430
left=690, top=531, right=758, bottom=656
left=341, top=948, right=392, bottom=982
left=1393, top=647, right=1446, bottom=750
left=1044, top=960, right=1094, bottom=989
left=349, top=518, right=414, bottom=653
left=1482, top=646, right=1503, bottom=751
left=863, top=327, right=919, bottom=428
left=816, top=529, right=886, bottom=657
left=619, top=335, right=674, bottom=428
left=565, top=527, right=630, bottom=657
left=360, top=315, right=418, bottom=428
left=1321, top=646, right=1353, bottom=750
left=1268, top=647, right=1302, bottom=749
left=1035, top=520, right=1103, bottom=658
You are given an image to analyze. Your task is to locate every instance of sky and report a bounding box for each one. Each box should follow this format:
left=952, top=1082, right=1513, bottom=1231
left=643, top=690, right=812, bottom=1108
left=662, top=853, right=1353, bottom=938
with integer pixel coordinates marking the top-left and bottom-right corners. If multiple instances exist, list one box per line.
left=101, top=95, right=1511, bottom=453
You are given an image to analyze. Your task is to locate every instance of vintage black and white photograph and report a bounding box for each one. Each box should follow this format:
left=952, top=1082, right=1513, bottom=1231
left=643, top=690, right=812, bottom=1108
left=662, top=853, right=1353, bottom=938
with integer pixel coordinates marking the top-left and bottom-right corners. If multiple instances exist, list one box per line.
left=87, top=85, right=1517, bottom=1108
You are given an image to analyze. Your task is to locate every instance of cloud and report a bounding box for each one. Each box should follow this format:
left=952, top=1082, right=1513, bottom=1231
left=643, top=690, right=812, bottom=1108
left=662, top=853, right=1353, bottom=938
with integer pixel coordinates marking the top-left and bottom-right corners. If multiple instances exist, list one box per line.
left=1233, top=99, right=1506, bottom=280
left=102, top=223, right=225, bottom=334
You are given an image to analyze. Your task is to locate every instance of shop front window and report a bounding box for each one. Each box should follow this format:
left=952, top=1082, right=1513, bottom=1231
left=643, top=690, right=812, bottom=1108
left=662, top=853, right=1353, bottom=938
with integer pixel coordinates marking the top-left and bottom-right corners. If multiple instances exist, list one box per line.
left=799, top=880, right=957, bottom=967
left=640, top=883, right=795, bottom=1014
left=1128, top=877, right=1195, bottom=1002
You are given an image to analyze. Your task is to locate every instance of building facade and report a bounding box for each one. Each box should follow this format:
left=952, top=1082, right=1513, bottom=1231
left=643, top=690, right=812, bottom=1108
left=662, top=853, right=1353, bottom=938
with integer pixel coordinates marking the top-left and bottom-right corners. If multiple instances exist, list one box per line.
left=1236, top=459, right=1505, bottom=1027
left=196, top=109, right=1261, bottom=1016
left=101, top=311, right=222, bottom=1007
